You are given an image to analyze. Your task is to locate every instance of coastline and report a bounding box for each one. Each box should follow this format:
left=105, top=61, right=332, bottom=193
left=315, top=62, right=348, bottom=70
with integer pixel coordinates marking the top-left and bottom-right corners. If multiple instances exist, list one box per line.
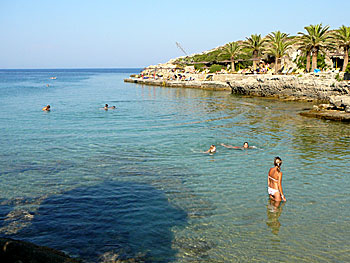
left=125, top=72, right=350, bottom=101
left=124, top=78, right=231, bottom=92
left=125, top=73, right=350, bottom=122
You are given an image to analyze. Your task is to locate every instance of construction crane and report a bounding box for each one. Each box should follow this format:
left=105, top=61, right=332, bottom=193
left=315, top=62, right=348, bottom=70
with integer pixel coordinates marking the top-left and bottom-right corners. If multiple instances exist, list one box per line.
left=176, top=42, right=188, bottom=56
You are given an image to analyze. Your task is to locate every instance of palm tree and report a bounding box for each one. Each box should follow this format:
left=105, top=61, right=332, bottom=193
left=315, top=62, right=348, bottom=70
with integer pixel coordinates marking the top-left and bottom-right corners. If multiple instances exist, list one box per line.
left=333, top=25, right=350, bottom=71
left=298, top=24, right=333, bottom=72
left=243, top=34, right=266, bottom=71
left=220, top=42, right=241, bottom=72
left=266, top=31, right=293, bottom=73
left=298, top=40, right=313, bottom=72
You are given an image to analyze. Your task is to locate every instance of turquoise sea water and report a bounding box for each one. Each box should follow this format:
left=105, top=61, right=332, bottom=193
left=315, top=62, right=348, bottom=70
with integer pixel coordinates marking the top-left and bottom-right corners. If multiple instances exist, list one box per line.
left=0, top=69, right=349, bottom=262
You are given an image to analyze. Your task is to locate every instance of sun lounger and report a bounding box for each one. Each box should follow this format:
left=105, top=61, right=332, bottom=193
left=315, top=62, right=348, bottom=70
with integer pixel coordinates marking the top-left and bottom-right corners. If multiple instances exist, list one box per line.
left=287, top=68, right=294, bottom=74
left=205, top=74, right=213, bottom=81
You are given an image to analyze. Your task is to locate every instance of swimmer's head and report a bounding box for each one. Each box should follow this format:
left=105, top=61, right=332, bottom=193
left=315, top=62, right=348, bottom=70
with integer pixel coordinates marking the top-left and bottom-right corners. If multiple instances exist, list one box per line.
left=274, top=157, right=282, bottom=170
left=105, top=104, right=108, bottom=107
left=47, top=105, right=50, bottom=108
left=243, top=142, right=249, bottom=148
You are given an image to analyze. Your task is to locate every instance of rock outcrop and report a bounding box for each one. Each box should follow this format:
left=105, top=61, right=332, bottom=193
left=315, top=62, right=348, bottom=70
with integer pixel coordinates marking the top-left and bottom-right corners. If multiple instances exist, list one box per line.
left=299, top=109, right=350, bottom=122
left=125, top=73, right=350, bottom=101
left=0, top=238, right=82, bottom=263
left=328, top=95, right=350, bottom=112
left=299, top=95, right=350, bottom=122
left=224, top=73, right=349, bottom=101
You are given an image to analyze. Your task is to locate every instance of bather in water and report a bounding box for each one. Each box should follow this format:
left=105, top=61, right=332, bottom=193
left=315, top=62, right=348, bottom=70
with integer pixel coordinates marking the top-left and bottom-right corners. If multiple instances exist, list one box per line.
left=267, top=157, right=286, bottom=202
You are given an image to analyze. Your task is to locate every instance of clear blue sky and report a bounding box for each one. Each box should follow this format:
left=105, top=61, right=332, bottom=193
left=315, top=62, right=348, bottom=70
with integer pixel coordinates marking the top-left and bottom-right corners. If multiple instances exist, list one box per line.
left=1, top=0, right=349, bottom=69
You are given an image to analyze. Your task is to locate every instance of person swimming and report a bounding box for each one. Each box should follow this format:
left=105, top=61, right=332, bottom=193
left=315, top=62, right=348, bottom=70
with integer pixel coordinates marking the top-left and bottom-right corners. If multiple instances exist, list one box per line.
left=268, top=157, right=286, bottom=202
left=103, top=104, right=116, bottom=110
left=42, top=105, right=50, bottom=111
left=204, top=145, right=216, bottom=154
left=221, top=142, right=256, bottom=149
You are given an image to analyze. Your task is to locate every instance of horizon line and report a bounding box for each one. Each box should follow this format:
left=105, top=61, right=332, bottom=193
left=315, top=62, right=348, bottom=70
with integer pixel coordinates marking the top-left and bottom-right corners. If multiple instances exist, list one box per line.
left=0, top=67, right=145, bottom=70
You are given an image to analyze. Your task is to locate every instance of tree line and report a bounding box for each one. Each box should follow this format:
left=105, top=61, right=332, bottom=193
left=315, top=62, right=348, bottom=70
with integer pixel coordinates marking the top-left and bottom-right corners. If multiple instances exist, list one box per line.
left=198, top=24, right=350, bottom=73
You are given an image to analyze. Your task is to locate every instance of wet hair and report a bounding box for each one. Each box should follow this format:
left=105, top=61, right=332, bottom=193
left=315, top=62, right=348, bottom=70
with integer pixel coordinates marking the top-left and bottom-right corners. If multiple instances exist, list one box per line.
left=105, top=104, right=108, bottom=107
left=274, top=157, right=282, bottom=172
left=47, top=105, right=50, bottom=108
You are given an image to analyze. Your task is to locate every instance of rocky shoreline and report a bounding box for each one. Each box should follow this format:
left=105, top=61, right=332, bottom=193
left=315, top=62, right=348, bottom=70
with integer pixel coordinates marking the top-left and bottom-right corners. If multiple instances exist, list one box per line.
left=125, top=73, right=350, bottom=101
left=299, top=109, right=350, bottom=122
left=0, top=238, right=82, bottom=263
left=300, top=95, right=350, bottom=122
left=125, top=73, right=350, bottom=122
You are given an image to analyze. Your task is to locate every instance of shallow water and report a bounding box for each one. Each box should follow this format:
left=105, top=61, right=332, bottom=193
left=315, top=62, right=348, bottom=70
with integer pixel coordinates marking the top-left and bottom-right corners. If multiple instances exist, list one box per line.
left=0, top=69, right=349, bottom=262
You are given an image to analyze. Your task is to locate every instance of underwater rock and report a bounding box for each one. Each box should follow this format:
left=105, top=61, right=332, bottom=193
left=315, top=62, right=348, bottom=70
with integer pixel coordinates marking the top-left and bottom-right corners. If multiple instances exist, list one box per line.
left=174, top=236, right=214, bottom=257
left=0, top=195, right=51, bottom=235
left=98, top=250, right=149, bottom=263
left=300, top=109, right=350, bottom=122
left=0, top=209, right=34, bottom=235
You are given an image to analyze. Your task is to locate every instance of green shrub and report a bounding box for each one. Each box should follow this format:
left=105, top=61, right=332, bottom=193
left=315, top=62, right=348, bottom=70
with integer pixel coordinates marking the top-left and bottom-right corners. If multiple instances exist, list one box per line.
left=178, top=44, right=254, bottom=71
left=194, top=63, right=206, bottom=71
left=295, top=55, right=305, bottom=69
left=235, top=48, right=253, bottom=70
left=295, top=53, right=326, bottom=70
left=345, top=63, right=350, bottom=73
left=209, top=64, right=223, bottom=73
left=335, top=73, right=342, bottom=81
left=192, top=49, right=223, bottom=63
left=317, top=54, right=327, bottom=69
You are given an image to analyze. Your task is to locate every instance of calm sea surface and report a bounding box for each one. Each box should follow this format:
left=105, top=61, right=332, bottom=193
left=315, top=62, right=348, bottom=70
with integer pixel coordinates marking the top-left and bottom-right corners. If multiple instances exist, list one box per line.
left=0, top=69, right=349, bottom=262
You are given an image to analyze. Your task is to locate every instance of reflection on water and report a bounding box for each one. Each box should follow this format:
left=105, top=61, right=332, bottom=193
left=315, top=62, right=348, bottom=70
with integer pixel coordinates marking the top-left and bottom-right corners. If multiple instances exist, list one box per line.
left=266, top=199, right=285, bottom=235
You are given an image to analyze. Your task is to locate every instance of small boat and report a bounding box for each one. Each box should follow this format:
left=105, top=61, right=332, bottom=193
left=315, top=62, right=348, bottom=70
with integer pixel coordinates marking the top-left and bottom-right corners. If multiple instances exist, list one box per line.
left=49, top=77, right=57, bottom=80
